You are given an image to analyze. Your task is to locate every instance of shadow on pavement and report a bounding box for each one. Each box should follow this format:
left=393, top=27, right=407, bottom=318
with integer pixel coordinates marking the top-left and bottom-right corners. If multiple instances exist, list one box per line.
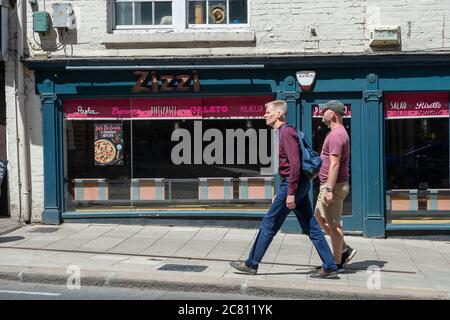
left=231, top=269, right=343, bottom=279
left=241, top=260, right=416, bottom=277
left=0, top=236, right=25, bottom=243
left=343, top=260, right=416, bottom=275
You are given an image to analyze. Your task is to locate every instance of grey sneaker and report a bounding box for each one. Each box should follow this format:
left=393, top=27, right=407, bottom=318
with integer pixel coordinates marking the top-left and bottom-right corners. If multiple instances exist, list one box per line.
left=230, top=261, right=257, bottom=275
left=309, top=268, right=339, bottom=279
left=314, top=264, right=344, bottom=272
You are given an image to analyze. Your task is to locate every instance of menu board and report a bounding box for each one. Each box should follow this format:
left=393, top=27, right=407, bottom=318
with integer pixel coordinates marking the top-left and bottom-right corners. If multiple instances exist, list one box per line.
left=94, top=123, right=124, bottom=166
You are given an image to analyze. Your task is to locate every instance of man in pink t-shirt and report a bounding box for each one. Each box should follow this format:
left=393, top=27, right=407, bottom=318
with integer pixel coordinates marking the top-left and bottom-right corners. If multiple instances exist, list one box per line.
left=314, top=100, right=356, bottom=272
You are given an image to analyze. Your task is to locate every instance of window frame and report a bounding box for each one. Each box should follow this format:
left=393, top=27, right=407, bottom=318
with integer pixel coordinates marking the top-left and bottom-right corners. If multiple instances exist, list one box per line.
left=112, top=0, right=250, bottom=31
left=114, top=0, right=175, bottom=30
left=186, top=0, right=249, bottom=29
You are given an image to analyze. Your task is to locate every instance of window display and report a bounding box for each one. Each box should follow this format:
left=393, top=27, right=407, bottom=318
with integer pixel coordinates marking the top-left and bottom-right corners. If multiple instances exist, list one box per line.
left=384, top=92, right=450, bottom=223
left=63, top=96, right=274, bottom=212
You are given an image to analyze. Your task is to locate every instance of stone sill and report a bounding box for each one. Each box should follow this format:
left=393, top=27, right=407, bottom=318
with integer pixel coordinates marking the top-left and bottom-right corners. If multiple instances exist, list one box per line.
left=101, top=31, right=256, bottom=48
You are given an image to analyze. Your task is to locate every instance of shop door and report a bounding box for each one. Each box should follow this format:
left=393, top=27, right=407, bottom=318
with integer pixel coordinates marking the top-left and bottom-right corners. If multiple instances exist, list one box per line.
left=300, top=94, right=363, bottom=232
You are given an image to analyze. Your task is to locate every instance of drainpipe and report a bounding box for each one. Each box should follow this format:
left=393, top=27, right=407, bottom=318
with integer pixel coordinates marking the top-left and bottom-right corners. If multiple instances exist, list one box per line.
left=15, top=0, right=31, bottom=222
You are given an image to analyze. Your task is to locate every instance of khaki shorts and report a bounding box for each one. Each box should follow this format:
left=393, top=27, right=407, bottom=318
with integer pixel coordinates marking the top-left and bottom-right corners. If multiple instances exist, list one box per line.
left=314, top=182, right=350, bottom=225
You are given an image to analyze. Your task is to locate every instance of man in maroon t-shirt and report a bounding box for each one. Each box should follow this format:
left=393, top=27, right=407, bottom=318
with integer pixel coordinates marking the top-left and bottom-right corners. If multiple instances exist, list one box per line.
left=230, top=100, right=338, bottom=278
left=314, top=100, right=356, bottom=271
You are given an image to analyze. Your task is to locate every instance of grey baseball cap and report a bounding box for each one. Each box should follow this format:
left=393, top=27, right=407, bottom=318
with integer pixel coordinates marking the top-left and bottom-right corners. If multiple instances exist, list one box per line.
left=319, top=100, right=345, bottom=116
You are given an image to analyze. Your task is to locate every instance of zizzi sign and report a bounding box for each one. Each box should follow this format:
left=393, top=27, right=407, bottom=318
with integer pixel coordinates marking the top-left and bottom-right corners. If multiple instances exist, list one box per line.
left=132, top=71, right=200, bottom=93
left=384, top=92, right=449, bottom=119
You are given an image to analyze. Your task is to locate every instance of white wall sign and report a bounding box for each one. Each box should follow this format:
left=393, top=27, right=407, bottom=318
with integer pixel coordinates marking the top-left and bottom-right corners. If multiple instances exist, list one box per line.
left=295, top=71, right=316, bottom=92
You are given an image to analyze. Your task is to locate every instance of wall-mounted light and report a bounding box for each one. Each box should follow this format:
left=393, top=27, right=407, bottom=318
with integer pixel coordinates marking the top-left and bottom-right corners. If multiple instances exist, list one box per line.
left=370, top=26, right=401, bottom=47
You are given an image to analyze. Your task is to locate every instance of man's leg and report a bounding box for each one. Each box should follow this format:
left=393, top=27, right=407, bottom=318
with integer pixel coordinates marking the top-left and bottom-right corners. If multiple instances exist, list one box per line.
left=315, top=184, right=348, bottom=254
left=328, top=221, right=345, bottom=264
left=293, top=191, right=337, bottom=272
left=244, top=183, right=291, bottom=270
left=315, top=210, right=348, bottom=252
left=314, top=210, right=330, bottom=235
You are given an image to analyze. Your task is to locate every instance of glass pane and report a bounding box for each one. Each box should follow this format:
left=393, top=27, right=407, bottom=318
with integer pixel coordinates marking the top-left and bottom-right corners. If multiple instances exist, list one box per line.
left=208, top=1, right=227, bottom=24
left=135, top=2, right=153, bottom=25
left=386, top=118, right=449, bottom=190
left=312, top=106, right=352, bottom=216
left=131, top=119, right=272, bottom=210
left=115, top=2, right=133, bottom=25
left=384, top=92, right=450, bottom=224
left=229, top=0, right=247, bottom=24
left=155, top=2, right=172, bottom=25
left=188, top=1, right=206, bottom=24
left=64, top=120, right=132, bottom=211
left=385, top=117, right=449, bottom=221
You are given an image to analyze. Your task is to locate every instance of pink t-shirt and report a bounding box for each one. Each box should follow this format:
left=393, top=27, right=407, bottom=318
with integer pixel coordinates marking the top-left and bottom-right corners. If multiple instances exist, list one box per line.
left=319, top=125, right=350, bottom=184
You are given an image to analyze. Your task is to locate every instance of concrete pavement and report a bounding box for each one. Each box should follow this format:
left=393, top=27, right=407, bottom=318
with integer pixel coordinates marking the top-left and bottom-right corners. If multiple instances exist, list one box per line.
left=0, top=218, right=23, bottom=236
left=0, top=223, right=449, bottom=299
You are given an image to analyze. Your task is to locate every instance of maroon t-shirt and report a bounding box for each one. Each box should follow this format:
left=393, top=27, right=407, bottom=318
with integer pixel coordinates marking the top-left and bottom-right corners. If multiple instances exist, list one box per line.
left=319, top=125, right=350, bottom=184
left=278, top=123, right=301, bottom=195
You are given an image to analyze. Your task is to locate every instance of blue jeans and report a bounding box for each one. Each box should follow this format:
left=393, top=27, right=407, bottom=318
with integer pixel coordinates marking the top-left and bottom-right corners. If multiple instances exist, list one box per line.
left=245, top=179, right=337, bottom=272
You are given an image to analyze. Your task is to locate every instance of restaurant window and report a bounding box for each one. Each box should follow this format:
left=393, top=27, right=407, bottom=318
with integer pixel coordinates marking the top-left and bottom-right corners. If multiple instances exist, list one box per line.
left=312, top=104, right=352, bottom=216
left=188, top=0, right=248, bottom=25
left=115, top=0, right=173, bottom=27
left=384, top=92, right=450, bottom=224
left=113, top=0, right=248, bottom=29
left=63, top=96, right=275, bottom=212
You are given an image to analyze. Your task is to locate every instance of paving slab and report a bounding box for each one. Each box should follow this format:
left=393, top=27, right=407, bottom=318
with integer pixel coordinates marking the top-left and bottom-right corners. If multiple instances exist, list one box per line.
left=139, top=239, right=191, bottom=256
left=172, top=239, right=222, bottom=258
left=107, top=236, right=160, bottom=255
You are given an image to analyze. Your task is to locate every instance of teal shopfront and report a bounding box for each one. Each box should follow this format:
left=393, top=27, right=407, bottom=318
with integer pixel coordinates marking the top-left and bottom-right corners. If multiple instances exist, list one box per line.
left=27, top=54, right=450, bottom=238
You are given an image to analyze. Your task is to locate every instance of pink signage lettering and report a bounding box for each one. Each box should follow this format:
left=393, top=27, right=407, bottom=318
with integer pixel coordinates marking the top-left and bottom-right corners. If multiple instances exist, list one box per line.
left=63, top=96, right=273, bottom=120
left=384, top=92, right=449, bottom=119
left=312, top=104, right=352, bottom=118
left=77, top=106, right=99, bottom=115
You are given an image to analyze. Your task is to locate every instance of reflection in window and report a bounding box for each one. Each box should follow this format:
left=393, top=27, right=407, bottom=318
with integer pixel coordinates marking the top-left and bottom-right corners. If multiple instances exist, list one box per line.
left=64, top=120, right=132, bottom=211
left=385, top=118, right=450, bottom=220
left=115, top=2, right=133, bottom=25
left=188, top=0, right=248, bottom=25
left=386, top=118, right=449, bottom=190
left=64, top=119, right=274, bottom=212
left=384, top=92, right=450, bottom=224
left=115, top=1, right=173, bottom=26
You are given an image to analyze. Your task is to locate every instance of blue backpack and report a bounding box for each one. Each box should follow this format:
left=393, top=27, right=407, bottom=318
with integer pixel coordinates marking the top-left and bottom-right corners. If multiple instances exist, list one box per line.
left=279, top=125, right=322, bottom=180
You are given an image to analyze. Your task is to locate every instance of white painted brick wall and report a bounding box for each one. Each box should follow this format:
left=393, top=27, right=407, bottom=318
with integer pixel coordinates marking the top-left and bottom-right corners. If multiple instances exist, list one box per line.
left=4, top=61, right=21, bottom=222
left=21, top=0, right=450, bottom=58
left=24, top=67, right=44, bottom=223
left=4, top=61, right=44, bottom=223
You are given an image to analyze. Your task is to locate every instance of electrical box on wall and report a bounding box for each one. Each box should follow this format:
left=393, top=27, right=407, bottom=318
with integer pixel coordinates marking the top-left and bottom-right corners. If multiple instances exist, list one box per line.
left=33, top=11, right=51, bottom=33
left=370, top=26, right=401, bottom=47
left=52, top=3, right=76, bottom=29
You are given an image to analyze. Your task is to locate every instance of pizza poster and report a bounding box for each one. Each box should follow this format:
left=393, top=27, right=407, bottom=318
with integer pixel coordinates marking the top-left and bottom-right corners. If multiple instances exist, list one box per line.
left=94, top=123, right=124, bottom=166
